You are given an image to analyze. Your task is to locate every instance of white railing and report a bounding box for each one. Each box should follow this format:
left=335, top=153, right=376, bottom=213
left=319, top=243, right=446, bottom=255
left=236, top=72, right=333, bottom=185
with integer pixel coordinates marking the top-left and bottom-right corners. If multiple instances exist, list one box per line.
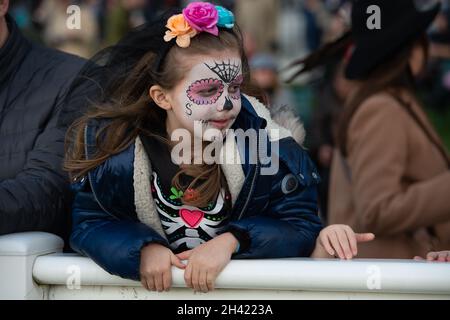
left=1, top=232, right=450, bottom=300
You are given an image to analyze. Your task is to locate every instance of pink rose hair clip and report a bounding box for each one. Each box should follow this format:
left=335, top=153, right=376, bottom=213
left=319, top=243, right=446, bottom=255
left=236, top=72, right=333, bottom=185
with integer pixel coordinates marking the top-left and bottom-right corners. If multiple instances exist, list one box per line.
left=163, top=1, right=235, bottom=48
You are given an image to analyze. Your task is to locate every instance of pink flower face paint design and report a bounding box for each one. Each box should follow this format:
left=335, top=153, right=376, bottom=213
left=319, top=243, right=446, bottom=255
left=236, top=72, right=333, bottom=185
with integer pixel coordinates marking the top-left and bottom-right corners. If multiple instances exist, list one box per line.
left=187, top=78, right=224, bottom=105
left=229, top=74, right=243, bottom=100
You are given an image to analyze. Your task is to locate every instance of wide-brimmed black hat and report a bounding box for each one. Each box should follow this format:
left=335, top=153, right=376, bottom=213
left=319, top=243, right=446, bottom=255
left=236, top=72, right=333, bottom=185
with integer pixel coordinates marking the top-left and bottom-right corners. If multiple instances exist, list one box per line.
left=345, top=0, right=441, bottom=79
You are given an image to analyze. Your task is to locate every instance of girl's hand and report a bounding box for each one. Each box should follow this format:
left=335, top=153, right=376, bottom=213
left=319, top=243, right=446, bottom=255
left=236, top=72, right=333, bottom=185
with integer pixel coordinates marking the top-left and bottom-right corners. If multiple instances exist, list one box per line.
left=311, top=224, right=375, bottom=259
left=414, top=251, right=450, bottom=262
left=140, top=243, right=186, bottom=292
left=176, top=232, right=238, bottom=293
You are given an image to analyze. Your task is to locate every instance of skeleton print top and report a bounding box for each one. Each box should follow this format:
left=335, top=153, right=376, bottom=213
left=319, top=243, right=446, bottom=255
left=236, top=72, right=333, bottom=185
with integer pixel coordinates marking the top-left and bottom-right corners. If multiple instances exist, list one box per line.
left=140, top=134, right=232, bottom=254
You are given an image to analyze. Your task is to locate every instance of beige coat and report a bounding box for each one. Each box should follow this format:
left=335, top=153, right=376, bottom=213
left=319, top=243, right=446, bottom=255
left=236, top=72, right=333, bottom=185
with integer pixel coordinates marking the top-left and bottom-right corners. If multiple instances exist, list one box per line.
left=328, top=91, right=450, bottom=259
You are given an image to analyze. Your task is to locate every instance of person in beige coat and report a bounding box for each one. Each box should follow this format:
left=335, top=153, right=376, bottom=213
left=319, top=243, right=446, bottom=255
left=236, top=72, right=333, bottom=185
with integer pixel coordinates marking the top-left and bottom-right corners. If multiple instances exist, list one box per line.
left=327, top=0, right=450, bottom=259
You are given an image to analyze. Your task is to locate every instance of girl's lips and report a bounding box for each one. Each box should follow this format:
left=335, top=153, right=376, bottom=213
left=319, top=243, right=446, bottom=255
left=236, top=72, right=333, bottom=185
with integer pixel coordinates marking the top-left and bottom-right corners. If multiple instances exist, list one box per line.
left=210, top=119, right=230, bottom=129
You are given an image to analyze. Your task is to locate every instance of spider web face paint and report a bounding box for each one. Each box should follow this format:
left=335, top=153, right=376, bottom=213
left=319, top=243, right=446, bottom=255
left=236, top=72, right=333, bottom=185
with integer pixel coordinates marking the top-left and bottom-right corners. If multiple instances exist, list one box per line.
left=187, top=78, right=224, bottom=105
left=205, top=60, right=241, bottom=84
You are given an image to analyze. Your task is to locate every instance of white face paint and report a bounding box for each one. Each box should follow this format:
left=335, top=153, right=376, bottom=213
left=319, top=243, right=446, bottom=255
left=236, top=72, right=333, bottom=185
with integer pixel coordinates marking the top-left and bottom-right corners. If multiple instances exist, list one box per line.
left=167, top=53, right=243, bottom=141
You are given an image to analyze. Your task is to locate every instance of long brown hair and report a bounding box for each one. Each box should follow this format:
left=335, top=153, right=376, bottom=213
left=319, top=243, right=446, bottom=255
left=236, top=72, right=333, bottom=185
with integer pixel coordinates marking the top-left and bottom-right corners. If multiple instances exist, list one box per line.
left=337, top=34, right=429, bottom=156
left=64, top=24, right=259, bottom=208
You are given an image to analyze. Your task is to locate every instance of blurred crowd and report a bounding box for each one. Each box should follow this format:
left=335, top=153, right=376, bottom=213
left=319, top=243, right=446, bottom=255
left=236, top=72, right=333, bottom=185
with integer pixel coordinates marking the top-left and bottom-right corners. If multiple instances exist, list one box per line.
left=6, top=0, right=450, bottom=225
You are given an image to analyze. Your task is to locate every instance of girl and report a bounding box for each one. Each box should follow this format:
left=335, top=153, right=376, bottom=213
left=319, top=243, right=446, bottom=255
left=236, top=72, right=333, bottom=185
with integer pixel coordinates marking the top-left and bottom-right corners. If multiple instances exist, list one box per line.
left=65, top=2, right=323, bottom=293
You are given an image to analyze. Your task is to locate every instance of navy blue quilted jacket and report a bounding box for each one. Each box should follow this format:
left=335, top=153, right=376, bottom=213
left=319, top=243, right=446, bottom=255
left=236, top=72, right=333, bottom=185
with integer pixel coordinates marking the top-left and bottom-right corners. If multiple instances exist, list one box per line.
left=70, top=95, right=323, bottom=280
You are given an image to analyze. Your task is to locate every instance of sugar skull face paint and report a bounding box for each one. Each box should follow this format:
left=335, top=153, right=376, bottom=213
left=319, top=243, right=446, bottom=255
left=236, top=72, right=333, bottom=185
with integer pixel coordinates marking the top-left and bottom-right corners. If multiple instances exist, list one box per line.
left=187, top=78, right=224, bottom=105
left=167, top=53, right=243, bottom=141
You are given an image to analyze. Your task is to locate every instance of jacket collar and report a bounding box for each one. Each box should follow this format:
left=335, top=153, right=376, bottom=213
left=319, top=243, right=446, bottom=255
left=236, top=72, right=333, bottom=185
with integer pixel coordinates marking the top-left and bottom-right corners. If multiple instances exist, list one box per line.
left=232, top=95, right=267, bottom=132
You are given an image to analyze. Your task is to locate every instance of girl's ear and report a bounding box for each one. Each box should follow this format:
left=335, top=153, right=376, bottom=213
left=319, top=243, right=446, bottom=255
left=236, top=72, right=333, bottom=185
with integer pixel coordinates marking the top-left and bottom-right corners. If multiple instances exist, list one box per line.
left=149, top=85, right=172, bottom=110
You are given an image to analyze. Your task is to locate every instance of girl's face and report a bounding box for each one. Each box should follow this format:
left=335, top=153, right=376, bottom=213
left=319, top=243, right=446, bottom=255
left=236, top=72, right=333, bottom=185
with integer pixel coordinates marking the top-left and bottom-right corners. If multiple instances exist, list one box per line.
left=165, top=51, right=243, bottom=141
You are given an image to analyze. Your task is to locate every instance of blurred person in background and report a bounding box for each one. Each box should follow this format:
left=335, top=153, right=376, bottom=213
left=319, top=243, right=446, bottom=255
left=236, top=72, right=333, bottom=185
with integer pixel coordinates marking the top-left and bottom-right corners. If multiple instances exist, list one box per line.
left=35, top=0, right=99, bottom=58
left=0, top=0, right=84, bottom=244
left=104, top=0, right=179, bottom=46
left=289, top=0, right=352, bottom=221
left=250, top=53, right=297, bottom=111
left=249, top=53, right=305, bottom=145
left=328, top=0, right=450, bottom=259
left=303, top=0, right=331, bottom=52
left=8, top=0, right=44, bottom=42
left=235, top=0, right=279, bottom=54
left=289, top=0, right=450, bottom=259
left=302, top=33, right=354, bottom=221
left=422, top=0, right=450, bottom=111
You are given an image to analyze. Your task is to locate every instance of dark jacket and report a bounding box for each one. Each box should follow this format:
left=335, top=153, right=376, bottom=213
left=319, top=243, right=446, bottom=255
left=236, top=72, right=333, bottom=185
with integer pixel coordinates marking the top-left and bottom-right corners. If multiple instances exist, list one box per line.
left=0, top=15, right=85, bottom=240
left=70, top=95, right=323, bottom=281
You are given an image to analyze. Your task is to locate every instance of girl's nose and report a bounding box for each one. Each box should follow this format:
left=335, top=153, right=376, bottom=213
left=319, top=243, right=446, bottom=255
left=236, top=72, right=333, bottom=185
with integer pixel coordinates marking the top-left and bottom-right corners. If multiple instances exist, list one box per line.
left=223, top=97, right=233, bottom=111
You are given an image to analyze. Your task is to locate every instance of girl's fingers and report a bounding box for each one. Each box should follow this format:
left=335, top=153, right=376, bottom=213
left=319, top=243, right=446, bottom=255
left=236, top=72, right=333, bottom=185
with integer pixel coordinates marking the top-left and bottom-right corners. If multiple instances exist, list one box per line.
left=184, top=263, right=193, bottom=288
left=329, top=232, right=345, bottom=259
left=153, top=272, right=164, bottom=292
left=199, top=270, right=209, bottom=293
left=413, top=256, right=425, bottom=261
left=163, top=270, right=172, bottom=292
left=336, top=230, right=352, bottom=259
left=140, top=276, right=149, bottom=290
left=176, top=250, right=193, bottom=261
left=171, top=255, right=187, bottom=269
left=438, top=252, right=448, bottom=262
left=207, top=271, right=216, bottom=291
left=344, top=227, right=358, bottom=256
left=427, top=252, right=439, bottom=261
left=146, top=276, right=156, bottom=291
left=320, top=234, right=335, bottom=256
left=355, top=233, right=376, bottom=243
left=191, top=267, right=201, bottom=292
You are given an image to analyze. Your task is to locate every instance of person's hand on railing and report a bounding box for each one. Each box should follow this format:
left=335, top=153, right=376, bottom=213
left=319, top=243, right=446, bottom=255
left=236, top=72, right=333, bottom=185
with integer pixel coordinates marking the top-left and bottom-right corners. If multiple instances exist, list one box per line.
left=310, top=225, right=375, bottom=259
left=414, top=251, right=450, bottom=262
left=176, top=232, right=239, bottom=293
left=140, top=243, right=186, bottom=292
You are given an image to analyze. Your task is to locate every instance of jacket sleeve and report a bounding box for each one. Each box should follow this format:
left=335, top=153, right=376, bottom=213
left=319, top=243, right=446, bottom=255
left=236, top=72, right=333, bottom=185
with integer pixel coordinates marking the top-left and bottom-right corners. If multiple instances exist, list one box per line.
left=70, top=180, right=170, bottom=281
left=224, top=148, right=323, bottom=259
left=347, top=96, right=450, bottom=236
left=0, top=97, right=71, bottom=237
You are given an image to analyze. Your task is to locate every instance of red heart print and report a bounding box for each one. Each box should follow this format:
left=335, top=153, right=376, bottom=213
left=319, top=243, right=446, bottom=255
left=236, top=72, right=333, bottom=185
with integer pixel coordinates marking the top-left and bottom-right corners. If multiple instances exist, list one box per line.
left=180, top=209, right=204, bottom=228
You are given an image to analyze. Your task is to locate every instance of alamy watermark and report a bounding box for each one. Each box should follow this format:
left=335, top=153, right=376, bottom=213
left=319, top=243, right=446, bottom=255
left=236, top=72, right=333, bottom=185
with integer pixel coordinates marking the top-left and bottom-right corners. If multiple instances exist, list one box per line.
left=66, top=265, right=81, bottom=290
left=366, top=265, right=382, bottom=290
left=66, top=5, right=81, bottom=30
left=170, top=121, right=279, bottom=176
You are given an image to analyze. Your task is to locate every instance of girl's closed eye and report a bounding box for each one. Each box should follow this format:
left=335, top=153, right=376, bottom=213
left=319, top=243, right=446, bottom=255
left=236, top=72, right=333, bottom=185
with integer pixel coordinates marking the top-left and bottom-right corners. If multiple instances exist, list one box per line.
left=187, top=78, right=224, bottom=105
left=199, top=85, right=221, bottom=97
